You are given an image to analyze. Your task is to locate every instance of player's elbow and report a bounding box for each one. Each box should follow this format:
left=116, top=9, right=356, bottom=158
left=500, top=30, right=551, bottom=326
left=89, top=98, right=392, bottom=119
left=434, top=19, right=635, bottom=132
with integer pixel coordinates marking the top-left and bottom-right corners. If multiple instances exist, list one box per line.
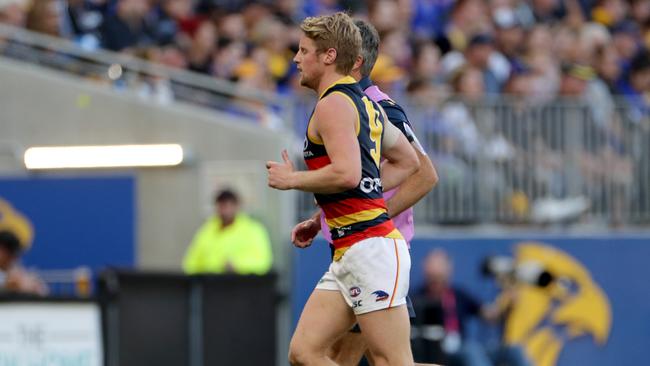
left=405, top=153, right=420, bottom=176
left=340, top=172, right=361, bottom=190
left=429, top=166, right=439, bottom=188
left=414, top=153, right=438, bottom=190
left=332, top=165, right=360, bottom=191
left=424, top=159, right=439, bottom=189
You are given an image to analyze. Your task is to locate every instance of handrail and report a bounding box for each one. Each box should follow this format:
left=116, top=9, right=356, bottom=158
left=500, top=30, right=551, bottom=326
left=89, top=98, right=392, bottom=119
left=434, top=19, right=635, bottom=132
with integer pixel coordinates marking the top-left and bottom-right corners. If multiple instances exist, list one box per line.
left=0, top=23, right=294, bottom=124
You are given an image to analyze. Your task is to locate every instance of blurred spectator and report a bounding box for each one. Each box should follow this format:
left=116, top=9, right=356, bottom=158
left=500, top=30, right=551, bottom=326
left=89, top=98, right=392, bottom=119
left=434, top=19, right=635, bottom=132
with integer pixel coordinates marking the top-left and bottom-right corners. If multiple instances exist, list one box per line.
left=368, top=0, right=402, bottom=34
left=183, top=189, right=273, bottom=275
left=25, top=0, right=62, bottom=37
left=594, top=44, right=622, bottom=94
left=411, top=249, right=529, bottom=366
left=617, top=49, right=650, bottom=123
left=187, top=20, right=217, bottom=74
left=152, top=0, right=195, bottom=46
left=0, top=0, right=30, bottom=59
left=586, top=69, right=617, bottom=128
left=100, top=0, right=153, bottom=52
left=411, top=39, right=442, bottom=84
left=0, top=0, right=29, bottom=27
left=63, top=0, right=106, bottom=49
left=493, top=7, right=526, bottom=75
left=442, top=33, right=507, bottom=94
left=442, top=0, right=490, bottom=51
left=439, top=66, right=483, bottom=157
left=0, top=230, right=47, bottom=296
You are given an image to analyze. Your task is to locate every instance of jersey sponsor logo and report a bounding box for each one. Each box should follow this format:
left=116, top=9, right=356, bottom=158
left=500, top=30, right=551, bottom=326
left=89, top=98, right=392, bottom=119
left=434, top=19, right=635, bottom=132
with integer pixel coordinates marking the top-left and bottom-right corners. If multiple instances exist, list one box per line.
left=349, top=286, right=361, bottom=297
left=359, top=177, right=382, bottom=194
left=352, top=300, right=363, bottom=308
left=372, top=290, right=390, bottom=302
left=336, top=226, right=351, bottom=237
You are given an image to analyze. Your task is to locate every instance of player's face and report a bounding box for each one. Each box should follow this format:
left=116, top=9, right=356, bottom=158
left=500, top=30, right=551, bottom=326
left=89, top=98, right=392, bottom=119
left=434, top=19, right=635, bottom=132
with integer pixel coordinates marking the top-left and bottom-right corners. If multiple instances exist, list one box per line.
left=293, top=35, right=323, bottom=90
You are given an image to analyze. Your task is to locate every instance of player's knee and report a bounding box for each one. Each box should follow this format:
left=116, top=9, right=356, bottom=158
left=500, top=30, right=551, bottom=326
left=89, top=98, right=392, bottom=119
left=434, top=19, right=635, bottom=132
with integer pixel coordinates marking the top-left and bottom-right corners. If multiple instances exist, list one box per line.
left=330, top=336, right=367, bottom=366
left=367, top=351, right=412, bottom=366
left=288, top=339, right=317, bottom=365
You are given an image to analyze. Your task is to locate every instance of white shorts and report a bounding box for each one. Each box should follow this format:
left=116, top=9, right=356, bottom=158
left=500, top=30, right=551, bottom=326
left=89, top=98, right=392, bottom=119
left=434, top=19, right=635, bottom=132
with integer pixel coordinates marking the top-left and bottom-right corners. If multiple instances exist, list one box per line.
left=315, top=237, right=411, bottom=315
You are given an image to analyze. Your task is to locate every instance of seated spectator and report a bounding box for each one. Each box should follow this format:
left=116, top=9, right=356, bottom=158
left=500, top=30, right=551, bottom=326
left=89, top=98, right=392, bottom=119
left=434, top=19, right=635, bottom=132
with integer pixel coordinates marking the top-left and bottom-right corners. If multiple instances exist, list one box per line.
left=0, top=0, right=30, bottom=57
left=0, top=230, right=47, bottom=296
left=183, top=189, right=272, bottom=275
left=411, top=249, right=529, bottom=366
left=0, top=0, right=29, bottom=28
left=617, top=49, right=650, bottom=123
left=100, top=0, right=154, bottom=52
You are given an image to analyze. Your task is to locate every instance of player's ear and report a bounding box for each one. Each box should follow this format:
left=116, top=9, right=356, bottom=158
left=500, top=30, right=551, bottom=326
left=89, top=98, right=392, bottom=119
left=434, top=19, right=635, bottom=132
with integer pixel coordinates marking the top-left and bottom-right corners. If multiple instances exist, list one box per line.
left=323, top=48, right=337, bottom=66
left=353, top=55, right=363, bottom=71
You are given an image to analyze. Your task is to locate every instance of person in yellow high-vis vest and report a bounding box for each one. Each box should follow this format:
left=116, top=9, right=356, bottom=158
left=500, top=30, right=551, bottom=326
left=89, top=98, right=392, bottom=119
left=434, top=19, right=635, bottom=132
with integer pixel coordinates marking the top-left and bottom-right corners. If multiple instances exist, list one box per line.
left=183, top=189, right=272, bottom=275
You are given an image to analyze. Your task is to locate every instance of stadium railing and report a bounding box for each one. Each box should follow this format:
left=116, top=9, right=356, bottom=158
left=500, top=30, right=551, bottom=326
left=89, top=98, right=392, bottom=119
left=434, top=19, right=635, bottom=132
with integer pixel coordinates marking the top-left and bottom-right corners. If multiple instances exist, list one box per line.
left=295, top=95, right=650, bottom=227
left=0, top=23, right=294, bottom=130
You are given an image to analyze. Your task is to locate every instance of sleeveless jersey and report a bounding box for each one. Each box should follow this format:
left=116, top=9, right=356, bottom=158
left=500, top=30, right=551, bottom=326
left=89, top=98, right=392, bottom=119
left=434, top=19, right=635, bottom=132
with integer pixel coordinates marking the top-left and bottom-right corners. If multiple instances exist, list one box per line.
left=303, top=76, right=402, bottom=260
left=320, top=79, right=417, bottom=244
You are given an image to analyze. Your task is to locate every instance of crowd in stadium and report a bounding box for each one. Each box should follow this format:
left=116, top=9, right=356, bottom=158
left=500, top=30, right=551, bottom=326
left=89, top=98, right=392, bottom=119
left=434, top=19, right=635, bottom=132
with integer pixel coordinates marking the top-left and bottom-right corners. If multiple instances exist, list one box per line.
left=1, top=0, right=649, bottom=225
left=0, top=0, right=648, bottom=105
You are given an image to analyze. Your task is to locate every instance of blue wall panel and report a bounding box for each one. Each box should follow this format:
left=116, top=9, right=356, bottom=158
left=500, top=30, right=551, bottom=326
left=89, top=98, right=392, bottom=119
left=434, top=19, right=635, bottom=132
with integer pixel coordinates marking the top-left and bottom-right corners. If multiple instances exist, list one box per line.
left=293, top=234, right=650, bottom=365
left=0, top=175, right=135, bottom=271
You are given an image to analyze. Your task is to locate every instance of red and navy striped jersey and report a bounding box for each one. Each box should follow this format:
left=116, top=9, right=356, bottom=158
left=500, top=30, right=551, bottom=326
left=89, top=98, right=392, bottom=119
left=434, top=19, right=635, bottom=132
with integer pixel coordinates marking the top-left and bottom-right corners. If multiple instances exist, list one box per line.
left=303, top=76, right=403, bottom=260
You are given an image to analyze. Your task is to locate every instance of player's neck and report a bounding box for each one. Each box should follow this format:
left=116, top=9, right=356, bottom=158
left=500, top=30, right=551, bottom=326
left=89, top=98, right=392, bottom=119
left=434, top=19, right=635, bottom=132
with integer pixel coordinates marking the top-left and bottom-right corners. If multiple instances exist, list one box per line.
left=315, top=71, right=348, bottom=97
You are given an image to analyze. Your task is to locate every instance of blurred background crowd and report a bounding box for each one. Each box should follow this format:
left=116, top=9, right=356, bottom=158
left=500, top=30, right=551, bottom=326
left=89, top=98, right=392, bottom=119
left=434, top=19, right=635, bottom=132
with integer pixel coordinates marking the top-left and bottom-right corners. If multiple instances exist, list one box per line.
left=1, top=0, right=648, bottom=106
left=1, top=0, right=649, bottom=228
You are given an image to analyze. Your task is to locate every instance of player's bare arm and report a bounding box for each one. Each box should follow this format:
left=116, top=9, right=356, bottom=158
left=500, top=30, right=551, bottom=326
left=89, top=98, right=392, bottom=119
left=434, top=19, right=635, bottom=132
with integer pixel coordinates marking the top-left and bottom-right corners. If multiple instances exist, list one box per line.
left=291, top=210, right=321, bottom=248
left=380, top=120, right=419, bottom=192
left=267, top=93, right=361, bottom=194
left=386, top=145, right=438, bottom=218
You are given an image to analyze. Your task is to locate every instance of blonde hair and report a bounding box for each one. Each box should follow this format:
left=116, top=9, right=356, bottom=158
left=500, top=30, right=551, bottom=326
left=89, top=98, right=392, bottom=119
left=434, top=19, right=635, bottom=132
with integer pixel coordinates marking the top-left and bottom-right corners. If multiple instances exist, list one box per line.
left=300, top=12, right=361, bottom=75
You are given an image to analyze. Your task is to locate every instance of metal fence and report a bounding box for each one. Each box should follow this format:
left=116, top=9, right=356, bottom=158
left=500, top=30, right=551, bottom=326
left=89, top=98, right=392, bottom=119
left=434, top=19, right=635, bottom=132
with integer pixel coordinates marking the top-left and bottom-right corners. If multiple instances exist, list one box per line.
left=295, top=95, right=650, bottom=226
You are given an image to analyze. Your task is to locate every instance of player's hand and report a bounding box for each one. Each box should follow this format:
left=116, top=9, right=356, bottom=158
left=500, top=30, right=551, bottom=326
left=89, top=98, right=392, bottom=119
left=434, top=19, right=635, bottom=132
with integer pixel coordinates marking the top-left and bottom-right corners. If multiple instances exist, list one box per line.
left=266, top=149, right=295, bottom=190
left=291, top=218, right=321, bottom=248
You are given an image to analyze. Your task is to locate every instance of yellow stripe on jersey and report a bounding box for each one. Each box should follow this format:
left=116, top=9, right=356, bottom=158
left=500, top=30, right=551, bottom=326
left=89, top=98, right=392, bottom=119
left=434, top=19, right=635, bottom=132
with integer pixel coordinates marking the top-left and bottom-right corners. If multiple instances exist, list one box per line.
left=319, top=76, right=357, bottom=99
left=385, top=228, right=404, bottom=240
left=333, top=247, right=350, bottom=261
left=325, top=208, right=386, bottom=228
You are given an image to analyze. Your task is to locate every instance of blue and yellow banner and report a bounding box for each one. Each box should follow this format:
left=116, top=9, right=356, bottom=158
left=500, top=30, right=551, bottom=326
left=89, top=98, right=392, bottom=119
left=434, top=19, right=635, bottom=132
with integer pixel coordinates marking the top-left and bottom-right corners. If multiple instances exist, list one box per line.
left=293, top=234, right=650, bottom=365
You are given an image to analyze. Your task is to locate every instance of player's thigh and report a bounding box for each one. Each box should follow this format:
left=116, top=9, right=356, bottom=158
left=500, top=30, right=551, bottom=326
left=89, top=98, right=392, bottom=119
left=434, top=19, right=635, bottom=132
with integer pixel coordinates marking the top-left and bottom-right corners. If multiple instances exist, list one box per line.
left=329, top=331, right=367, bottom=366
left=291, top=289, right=356, bottom=354
left=356, top=304, right=413, bottom=365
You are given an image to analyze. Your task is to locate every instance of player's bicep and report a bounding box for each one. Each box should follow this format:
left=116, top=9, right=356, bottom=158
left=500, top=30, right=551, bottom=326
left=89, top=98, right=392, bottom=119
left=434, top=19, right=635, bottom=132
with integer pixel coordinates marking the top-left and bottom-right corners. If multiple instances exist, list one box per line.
left=404, top=123, right=426, bottom=154
left=314, top=95, right=361, bottom=173
left=382, top=122, right=417, bottom=164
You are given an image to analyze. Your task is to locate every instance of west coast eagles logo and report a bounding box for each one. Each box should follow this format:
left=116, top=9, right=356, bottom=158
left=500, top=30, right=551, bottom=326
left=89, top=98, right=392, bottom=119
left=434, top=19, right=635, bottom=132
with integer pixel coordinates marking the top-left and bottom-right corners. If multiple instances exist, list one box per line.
left=0, top=197, right=34, bottom=250
left=502, top=242, right=611, bottom=366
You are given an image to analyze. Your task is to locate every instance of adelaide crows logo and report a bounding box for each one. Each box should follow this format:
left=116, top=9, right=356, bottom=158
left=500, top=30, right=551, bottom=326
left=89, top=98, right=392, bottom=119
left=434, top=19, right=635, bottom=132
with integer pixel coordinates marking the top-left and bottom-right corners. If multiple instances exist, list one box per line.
left=372, top=290, right=389, bottom=302
left=502, top=242, right=612, bottom=366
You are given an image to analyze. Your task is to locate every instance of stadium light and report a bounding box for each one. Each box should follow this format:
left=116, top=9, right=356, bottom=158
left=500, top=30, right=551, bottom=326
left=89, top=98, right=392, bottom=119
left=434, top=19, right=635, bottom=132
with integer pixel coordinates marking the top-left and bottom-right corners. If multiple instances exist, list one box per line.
left=24, top=144, right=184, bottom=170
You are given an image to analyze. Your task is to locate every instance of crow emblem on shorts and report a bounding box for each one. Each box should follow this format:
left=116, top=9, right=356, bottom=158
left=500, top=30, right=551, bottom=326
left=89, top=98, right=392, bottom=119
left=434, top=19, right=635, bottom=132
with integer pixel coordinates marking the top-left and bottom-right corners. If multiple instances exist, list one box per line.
left=349, top=287, right=361, bottom=297
left=372, top=290, right=389, bottom=302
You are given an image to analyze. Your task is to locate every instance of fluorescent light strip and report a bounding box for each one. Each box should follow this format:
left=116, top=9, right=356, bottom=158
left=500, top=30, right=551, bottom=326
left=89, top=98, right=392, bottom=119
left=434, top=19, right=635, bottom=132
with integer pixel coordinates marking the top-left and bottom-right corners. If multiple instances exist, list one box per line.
left=24, top=144, right=184, bottom=169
